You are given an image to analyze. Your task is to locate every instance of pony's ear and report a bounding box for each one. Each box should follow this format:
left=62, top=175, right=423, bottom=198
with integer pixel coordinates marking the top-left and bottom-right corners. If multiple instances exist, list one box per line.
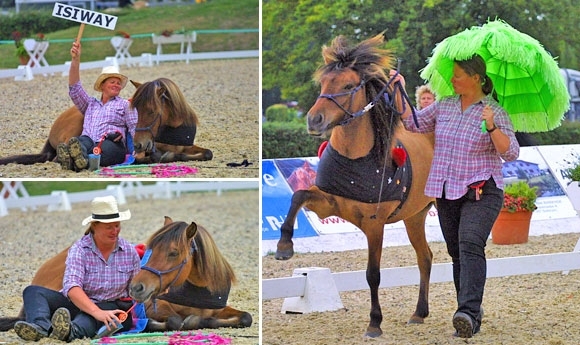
left=186, top=222, right=198, bottom=240
left=130, top=80, right=142, bottom=88
left=163, top=216, right=173, bottom=225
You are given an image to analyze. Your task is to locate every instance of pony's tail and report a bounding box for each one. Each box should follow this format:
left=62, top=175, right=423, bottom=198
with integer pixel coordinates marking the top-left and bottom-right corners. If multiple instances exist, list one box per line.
left=0, top=140, right=56, bottom=165
left=0, top=316, right=23, bottom=331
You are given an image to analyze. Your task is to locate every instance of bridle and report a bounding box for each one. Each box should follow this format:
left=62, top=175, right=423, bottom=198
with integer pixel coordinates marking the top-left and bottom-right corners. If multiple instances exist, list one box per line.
left=134, top=81, right=168, bottom=152
left=140, top=238, right=198, bottom=295
left=316, top=66, right=419, bottom=128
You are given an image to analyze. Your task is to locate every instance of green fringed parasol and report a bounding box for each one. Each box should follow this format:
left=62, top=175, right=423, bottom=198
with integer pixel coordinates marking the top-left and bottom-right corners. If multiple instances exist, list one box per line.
left=420, top=19, right=569, bottom=132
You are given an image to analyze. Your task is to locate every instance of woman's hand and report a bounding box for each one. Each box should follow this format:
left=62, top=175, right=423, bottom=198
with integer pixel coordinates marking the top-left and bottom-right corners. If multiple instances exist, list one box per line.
left=71, top=42, right=81, bottom=60
left=482, top=105, right=495, bottom=130
left=93, top=308, right=124, bottom=330
left=389, top=70, right=406, bottom=88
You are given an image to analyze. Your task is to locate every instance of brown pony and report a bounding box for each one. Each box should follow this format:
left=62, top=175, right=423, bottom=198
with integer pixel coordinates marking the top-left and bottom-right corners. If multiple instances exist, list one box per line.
left=0, top=78, right=212, bottom=166
left=130, top=217, right=252, bottom=330
left=275, top=33, right=435, bottom=338
left=0, top=217, right=251, bottom=332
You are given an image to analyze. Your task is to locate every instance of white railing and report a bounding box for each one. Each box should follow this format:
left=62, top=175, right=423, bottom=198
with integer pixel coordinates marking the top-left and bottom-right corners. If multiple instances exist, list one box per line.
left=262, top=251, right=580, bottom=313
left=0, top=181, right=258, bottom=216
left=0, top=50, right=258, bottom=81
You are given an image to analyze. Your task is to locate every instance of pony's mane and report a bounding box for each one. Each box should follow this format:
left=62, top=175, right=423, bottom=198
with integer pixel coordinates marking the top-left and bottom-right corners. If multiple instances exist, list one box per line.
left=147, top=221, right=235, bottom=295
left=191, top=224, right=236, bottom=295
left=315, top=33, right=398, bottom=163
left=132, top=78, right=198, bottom=126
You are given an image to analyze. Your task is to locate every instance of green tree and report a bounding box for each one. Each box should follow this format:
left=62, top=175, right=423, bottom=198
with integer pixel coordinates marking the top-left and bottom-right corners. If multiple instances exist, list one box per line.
left=263, top=0, right=580, bottom=113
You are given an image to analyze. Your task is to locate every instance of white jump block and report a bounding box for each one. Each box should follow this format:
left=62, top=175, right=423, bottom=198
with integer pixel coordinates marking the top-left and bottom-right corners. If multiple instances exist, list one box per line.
left=47, top=191, right=72, bottom=212
left=281, top=267, right=344, bottom=314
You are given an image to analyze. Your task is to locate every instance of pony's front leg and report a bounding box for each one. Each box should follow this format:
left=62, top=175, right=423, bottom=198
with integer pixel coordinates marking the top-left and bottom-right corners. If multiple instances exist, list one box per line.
left=403, top=206, right=433, bottom=324
left=275, top=187, right=331, bottom=260
left=364, top=227, right=384, bottom=338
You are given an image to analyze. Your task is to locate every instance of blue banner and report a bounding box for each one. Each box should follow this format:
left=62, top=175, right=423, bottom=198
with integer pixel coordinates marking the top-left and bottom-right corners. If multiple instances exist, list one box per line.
left=261, top=159, right=319, bottom=240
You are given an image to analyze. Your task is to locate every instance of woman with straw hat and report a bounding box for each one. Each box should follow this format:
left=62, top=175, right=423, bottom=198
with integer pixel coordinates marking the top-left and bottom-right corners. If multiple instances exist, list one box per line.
left=14, top=195, right=140, bottom=342
left=56, top=41, right=138, bottom=171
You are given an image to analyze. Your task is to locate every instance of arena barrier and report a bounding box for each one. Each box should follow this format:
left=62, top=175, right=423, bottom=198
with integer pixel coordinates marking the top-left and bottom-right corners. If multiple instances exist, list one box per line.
left=262, top=249, right=580, bottom=313
left=262, top=144, right=580, bottom=313
left=0, top=180, right=257, bottom=217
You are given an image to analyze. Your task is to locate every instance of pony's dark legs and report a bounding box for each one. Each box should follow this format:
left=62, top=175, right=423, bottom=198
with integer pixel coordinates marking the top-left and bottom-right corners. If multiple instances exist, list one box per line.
left=275, top=189, right=329, bottom=260
left=364, top=228, right=384, bottom=338
left=437, top=178, right=502, bottom=330
left=404, top=204, right=433, bottom=323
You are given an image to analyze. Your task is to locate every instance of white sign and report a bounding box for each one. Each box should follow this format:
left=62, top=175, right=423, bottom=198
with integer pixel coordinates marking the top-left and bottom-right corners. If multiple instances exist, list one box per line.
left=52, top=2, right=117, bottom=30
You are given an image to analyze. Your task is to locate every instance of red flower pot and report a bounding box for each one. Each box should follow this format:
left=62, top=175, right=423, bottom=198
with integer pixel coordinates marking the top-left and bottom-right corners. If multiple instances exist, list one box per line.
left=491, top=209, right=532, bottom=245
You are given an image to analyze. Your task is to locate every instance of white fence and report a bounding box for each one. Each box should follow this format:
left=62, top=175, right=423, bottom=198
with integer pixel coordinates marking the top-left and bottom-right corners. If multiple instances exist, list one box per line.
left=0, top=50, right=259, bottom=81
left=263, top=250, right=580, bottom=313
left=0, top=180, right=258, bottom=216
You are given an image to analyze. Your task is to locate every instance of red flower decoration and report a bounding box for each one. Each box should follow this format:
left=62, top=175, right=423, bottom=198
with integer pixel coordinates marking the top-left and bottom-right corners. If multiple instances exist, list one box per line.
left=317, top=141, right=328, bottom=158
left=391, top=147, right=406, bottom=167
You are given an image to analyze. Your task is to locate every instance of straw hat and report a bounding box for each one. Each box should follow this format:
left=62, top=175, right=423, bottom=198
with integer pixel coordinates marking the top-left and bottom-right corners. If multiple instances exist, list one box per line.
left=82, top=195, right=131, bottom=226
left=93, top=66, right=128, bottom=92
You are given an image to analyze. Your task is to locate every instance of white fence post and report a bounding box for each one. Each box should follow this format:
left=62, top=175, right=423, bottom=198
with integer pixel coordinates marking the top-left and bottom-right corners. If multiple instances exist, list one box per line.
left=47, top=191, right=71, bottom=212
left=106, top=185, right=127, bottom=205
left=281, top=267, right=344, bottom=314
left=0, top=198, right=7, bottom=217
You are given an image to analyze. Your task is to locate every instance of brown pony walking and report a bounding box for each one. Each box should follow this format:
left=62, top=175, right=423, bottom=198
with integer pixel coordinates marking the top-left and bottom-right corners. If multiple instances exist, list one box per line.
left=275, top=33, right=435, bottom=338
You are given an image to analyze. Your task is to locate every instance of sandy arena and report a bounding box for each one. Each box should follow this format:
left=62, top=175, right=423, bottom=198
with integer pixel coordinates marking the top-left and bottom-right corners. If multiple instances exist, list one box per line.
left=0, top=59, right=259, bottom=178
left=262, top=232, right=580, bottom=345
left=0, top=187, right=259, bottom=344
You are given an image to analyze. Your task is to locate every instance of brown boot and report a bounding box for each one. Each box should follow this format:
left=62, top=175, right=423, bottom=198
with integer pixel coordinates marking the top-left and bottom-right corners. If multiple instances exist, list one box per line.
left=68, top=137, right=88, bottom=170
left=56, top=143, right=72, bottom=170
left=49, top=307, right=71, bottom=341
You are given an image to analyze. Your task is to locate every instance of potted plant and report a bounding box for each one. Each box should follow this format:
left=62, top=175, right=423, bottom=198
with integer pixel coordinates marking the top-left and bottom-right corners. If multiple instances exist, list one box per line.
left=12, top=31, right=29, bottom=65
left=491, top=180, right=538, bottom=245
left=564, top=153, right=580, bottom=211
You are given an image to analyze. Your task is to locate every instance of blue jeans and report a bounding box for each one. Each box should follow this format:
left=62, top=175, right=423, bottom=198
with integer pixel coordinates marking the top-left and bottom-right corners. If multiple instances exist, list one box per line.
left=77, top=135, right=126, bottom=167
left=22, top=285, right=133, bottom=341
left=436, top=177, right=503, bottom=328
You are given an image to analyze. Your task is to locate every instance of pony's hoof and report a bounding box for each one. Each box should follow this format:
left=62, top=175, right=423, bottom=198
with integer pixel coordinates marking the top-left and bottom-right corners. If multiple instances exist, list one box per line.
left=274, top=248, right=294, bottom=260
left=202, top=150, right=213, bottom=161
left=407, top=315, right=425, bottom=324
left=239, top=312, right=253, bottom=328
left=182, top=315, right=203, bottom=329
left=364, top=327, right=382, bottom=338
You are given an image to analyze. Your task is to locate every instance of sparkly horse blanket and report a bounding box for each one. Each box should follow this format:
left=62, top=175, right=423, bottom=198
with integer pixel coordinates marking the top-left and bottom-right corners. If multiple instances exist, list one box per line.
left=316, top=142, right=412, bottom=204
left=157, top=280, right=229, bottom=309
left=156, top=124, right=196, bottom=146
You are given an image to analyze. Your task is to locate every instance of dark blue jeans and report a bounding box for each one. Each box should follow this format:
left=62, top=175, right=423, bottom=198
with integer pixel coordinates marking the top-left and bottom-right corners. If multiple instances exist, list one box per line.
left=437, top=177, right=503, bottom=328
left=22, top=285, right=133, bottom=341
left=77, top=135, right=126, bottom=167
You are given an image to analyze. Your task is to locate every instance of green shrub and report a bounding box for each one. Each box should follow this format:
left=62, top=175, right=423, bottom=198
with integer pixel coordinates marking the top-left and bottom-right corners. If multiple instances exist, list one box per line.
left=262, top=121, right=324, bottom=159
left=0, top=12, right=78, bottom=40
left=532, top=121, right=580, bottom=145
left=265, top=104, right=296, bottom=122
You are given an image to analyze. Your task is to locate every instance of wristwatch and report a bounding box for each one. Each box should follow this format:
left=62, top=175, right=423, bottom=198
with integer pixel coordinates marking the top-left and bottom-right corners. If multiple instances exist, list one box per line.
left=487, top=124, right=497, bottom=133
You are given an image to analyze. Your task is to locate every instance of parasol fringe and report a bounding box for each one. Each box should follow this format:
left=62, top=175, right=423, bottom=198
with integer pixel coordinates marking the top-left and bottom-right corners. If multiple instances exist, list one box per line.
left=420, top=18, right=570, bottom=132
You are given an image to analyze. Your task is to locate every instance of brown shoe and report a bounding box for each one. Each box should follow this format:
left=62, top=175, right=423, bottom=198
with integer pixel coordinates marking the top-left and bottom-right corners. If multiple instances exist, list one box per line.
left=68, top=137, right=88, bottom=170
left=14, top=321, right=48, bottom=341
left=56, top=143, right=72, bottom=170
left=50, top=307, right=71, bottom=341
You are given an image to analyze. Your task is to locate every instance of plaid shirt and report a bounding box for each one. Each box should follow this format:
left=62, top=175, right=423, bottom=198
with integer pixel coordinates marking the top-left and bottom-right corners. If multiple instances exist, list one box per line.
left=69, top=81, right=138, bottom=142
left=402, top=95, right=519, bottom=200
left=61, top=234, right=141, bottom=302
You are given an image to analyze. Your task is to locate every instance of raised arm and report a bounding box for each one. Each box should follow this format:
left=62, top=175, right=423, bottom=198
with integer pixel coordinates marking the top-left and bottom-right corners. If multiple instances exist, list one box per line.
left=69, top=41, right=81, bottom=87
